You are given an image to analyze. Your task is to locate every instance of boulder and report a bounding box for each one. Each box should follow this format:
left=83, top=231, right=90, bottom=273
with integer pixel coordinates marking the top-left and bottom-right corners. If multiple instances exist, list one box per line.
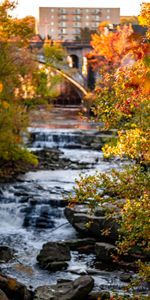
left=0, top=289, right=9, bottom=300
left=65, top=238, right=96, bottom=253
left=0, top=246, right=14, bottom=263
left=65, top=207, right=119, bottom=243
left=33, top=275, right=94, bottom=300
left=0, top=273, right=32, bottom=300
left=95, top=243, right=117, bottom=263
left=37, top=242, right=71, bottom=271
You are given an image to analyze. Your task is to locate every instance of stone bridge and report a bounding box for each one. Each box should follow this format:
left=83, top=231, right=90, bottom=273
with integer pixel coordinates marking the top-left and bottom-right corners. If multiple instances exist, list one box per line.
left=37, top=54, right=88, bottom=98
left=62, top=42, right=92, bottom=72
left=62, top=42, right=95, bottom=90
left=31, top=40, right=95, bottom=91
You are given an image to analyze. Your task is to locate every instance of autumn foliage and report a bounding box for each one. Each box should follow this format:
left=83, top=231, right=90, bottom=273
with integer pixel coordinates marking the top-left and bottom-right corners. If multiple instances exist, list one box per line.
left=70, top=7, right=150, bottom=292
left=0, top=0, right=38, bottom=178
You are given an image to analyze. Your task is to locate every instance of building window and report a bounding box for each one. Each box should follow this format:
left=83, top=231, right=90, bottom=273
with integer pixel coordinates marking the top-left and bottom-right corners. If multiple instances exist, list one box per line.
left=86, top=9, right=89, bottom=13
left=74, top=22, right=81, bottom=28
left=86, top=15, right=89, bottom=19
left=60, top=8, right=66, bottom=14
left=95, top=15, right=100, bottom=21
left=75, top=8, right=81, bottom=14
left=74, top=15, right=81, bottom=20
left=51, top=9, right=54, bottom=12
left=95, top=9, right=100, bottom=14
left=60, top=22, right=66, bottom=27
left=85, top=22, right=89, bottom=26
left=92, top=23, right=98, bottom=28
left=106, top=16, right=110, bottom=19
left=61, top=15, right=67, bottom=20
left=51, top=15, right=54, bottom=19
left=107, top=9, right=110, bottom=13
left=51, top=29, right=54, bottom=32
left=51, top=22, right=54, bottom=26
left=75, top=28, right=80, bottom=34
left=61, top=28, right=67, bottom=34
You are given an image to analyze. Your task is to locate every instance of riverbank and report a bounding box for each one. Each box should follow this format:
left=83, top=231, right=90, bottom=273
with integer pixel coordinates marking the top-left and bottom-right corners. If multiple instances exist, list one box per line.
left=0, top=108, right=149, bottom=300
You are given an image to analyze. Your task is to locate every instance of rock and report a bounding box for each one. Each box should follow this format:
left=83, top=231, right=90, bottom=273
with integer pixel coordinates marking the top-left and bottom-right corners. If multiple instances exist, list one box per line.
left=37, top=242, right=71, bottom=271
left=0, top=246, right=14, bottom=263
left=33, top=275, right=94, bottom=300
left=65, top=206, right=119, bottom=243
left=0, top=289, right=9, bottom=300
left=0, top=273, right=32, bottom=300
left=94, top=208, right=105, bottom=217
left=87, top=291, right=110, bottom=300
left=65, top=238, right=96, bottom=253
left=120, top=273, right=132, bottom=283
left=95, top=243, right=117, bottom=263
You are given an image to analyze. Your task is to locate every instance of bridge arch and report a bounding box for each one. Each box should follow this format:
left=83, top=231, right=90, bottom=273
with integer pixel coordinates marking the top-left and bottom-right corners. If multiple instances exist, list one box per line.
left=67, top=54, right=79, bottom=69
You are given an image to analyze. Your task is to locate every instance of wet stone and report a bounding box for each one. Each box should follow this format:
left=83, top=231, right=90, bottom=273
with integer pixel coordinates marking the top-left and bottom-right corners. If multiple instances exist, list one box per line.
left=0, top=289, right=9, bottom=300
left=37, top=242, right=71, bottom=271
left=65, top=238, right=96, bottom=253
left=65, top=206, right=119, bottom=243
left=33, top=275, right=94, bottom=300
left=0, top=246, right=14, bottom=263
left=0, top=273, right=32, bottom=300
left=95, top=243, right=117, bottom=263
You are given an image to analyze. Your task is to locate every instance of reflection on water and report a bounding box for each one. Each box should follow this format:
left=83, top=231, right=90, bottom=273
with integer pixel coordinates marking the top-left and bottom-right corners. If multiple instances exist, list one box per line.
left=30, top=105, right=100, bottom=130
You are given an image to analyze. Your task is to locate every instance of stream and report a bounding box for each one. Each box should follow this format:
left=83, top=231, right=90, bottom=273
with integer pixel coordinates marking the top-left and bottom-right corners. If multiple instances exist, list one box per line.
left=0, top=106, right=132, bottom=293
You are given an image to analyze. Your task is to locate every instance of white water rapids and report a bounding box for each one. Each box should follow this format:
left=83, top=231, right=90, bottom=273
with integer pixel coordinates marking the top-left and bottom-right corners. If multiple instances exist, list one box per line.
left=0, top=106, right=131, bottom=292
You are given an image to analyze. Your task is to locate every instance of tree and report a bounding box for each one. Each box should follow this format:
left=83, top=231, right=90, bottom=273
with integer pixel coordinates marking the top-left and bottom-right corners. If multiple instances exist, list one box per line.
left=21, top=15, right=36, bottom=34
left=0, top=0, right=38, bottom=178
left=120, top=16, right=139, bottom=25
left=69, top=9, right=150, bottom=291
left=89, top=24, right=147, bottom=74
left=44, top=42, right=67, bottom=67
left=138, top=2, right=150, bottom=37
left=75, top=27, right=96, bottom=42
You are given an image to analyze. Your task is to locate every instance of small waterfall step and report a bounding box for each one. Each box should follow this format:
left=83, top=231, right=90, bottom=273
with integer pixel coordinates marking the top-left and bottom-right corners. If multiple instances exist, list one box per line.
left=28, top=128, right=113, bottom=150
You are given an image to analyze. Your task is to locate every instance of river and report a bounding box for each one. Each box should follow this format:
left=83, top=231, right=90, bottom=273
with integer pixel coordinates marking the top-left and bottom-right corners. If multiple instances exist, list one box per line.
left=0, top=106, right=131, bottom=293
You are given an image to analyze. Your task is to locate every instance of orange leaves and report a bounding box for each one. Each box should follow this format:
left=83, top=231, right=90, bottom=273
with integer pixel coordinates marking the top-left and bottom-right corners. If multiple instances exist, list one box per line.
left=0, top=82, right=3, bottom=93
left=90, top=25, right=138, bottom=71
left=143, top=71, right=150, bottom=94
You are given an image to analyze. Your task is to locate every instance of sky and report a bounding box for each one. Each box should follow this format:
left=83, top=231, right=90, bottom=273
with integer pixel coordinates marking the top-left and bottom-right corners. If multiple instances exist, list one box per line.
left=12, top=0, right=150, bottom=18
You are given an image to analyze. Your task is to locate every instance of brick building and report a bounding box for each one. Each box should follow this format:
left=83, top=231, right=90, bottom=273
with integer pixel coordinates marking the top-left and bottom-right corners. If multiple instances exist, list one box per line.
left=38, top=7, right=120, bottom=41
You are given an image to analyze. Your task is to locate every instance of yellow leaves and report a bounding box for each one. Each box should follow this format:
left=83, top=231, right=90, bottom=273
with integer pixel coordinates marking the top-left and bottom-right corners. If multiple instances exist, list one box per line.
left=138, top=3, right=150, bottom=27
left=0, top=100, right=9, bottom=109
left=103, top=129, right=150, bottom=163
left=0, top=99, right=10, bottom=112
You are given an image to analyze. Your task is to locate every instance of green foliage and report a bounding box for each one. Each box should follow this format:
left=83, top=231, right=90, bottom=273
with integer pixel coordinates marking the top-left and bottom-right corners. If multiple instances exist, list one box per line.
left=75, top=27, right=96, bottom=42
left=0, top=99, right=37, bottom=164
left=33, top=66, right=62, bottom=100
left=44, top=43, right=67, bottom=67
left=119, top=193, right=150, bottom=256
left=68, top=165, right=150, bottom=285
left=69, top=166, right=149, bottom=214
left=0, top=0, right=38, bottom=175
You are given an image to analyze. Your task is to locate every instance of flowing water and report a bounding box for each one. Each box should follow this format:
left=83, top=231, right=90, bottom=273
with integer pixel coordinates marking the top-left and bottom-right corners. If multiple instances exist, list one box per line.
left=0, top=106, right=131, bottom=292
